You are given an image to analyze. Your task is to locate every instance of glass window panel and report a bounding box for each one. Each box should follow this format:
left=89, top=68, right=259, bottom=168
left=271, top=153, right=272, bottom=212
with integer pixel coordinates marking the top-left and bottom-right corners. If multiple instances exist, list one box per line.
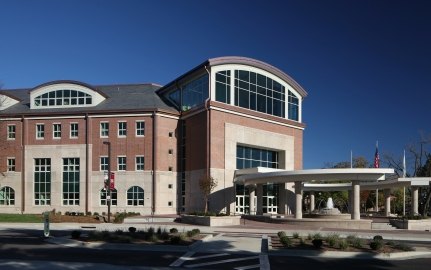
left=238, top=89, right=249, bottom=108
left=215, top=82, right=227, bottom=103
left=257, top=74, right=266, bottom=87
left=238, top=70, right=249, bottom=81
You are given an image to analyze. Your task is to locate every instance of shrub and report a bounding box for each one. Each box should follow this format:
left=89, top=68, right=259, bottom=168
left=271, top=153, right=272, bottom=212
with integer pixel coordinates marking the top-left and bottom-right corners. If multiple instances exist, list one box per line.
left=394, top=243, right=414, bottom=251
left=65, top=211, right=70, bottom=216
left=338, top=239, right=348, bottom=250
left=160, top=230, right=170, bottom=240
left=71, top=230, right=81, bottom=239
left=192, top=228, right=200, bottom=235
left=312, top=233, right=322, bottom=240
left=277, top=231, right=286, bottom=238
left=373, top=235, right=383, bottom=241
left=326, top=234, right=339, bottom=247
left=299, top=237, right=305, bottom=245
left=94, top=212, right=100, bottom=216
left=128, top=227, right=137, bottom=233
left=307, top=233, right=313, bottom=240
left=350, top=237, right=363, bottom=249
left=370, top=240, right=383, bottom=251
left=171, top=235, right=182, bottom=244
left=292, top=232, right=299, bottom=239
left=280, top=236, right=293, bottom=247
left=170, top=228, right=178, bottom=233
left=156, top=227, right=162, bottom=235
left=312, top=239, right=323, bottom=249
left=148, top=227, right=155, bottom=235
left=148, top=234, right=159, bottom=242
left=86, top=211, right=92, bottom=216
left=186, top=230, right=194, bottom=237
left=114, top=229, right=124, bottom=235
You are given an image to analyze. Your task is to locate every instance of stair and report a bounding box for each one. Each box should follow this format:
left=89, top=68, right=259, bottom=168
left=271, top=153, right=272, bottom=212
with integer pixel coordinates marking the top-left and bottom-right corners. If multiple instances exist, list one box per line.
left=124, top=216, right=178, bottom=224
left=371, top=222, right=397, bottom=230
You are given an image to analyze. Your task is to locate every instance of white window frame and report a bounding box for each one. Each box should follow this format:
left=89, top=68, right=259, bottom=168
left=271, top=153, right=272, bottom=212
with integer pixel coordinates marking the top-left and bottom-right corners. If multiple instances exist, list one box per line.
left=118, top=121, right=127, bottom=137
left=70, top=123, right=79, bottom=138
left=7, top=125, right=16, bottom=140
left=100, top=122, right=109, bottom=138
left=117, top=156, right=126, bottom=171
left=7, top=158, right=16, bottom=172
left=53, top=123, right=61, bottom=139
left=36, top=124, right=45, bottom=139
left=136, top=121, right=145, bottom=137
left=135, top=156, right=144, bottom=171
left=100, top=156, right=108, bottom=171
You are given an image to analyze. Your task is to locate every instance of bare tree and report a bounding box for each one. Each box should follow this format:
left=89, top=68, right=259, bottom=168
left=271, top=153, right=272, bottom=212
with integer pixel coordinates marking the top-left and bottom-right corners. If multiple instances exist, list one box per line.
left=199, top=175, right=217, bottom=214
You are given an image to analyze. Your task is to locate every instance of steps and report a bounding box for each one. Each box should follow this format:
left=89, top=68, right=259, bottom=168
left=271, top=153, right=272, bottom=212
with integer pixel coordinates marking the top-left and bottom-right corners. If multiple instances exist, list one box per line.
left=371, top=222, right=397, bottom=230
left=123, top=216, right=178, bottom=224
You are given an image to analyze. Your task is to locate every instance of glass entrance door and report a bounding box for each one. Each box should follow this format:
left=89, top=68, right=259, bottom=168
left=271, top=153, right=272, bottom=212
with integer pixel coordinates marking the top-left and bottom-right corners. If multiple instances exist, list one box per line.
left=263, top=196, right=278, bottom=214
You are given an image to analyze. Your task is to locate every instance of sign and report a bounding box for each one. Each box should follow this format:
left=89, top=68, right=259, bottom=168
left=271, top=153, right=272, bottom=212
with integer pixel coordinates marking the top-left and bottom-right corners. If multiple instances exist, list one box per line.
left=109, top=172, right=115, bottom=190
left=104, top=171, right=109, bottom=189
left=43, top=211, right=50, bottom=237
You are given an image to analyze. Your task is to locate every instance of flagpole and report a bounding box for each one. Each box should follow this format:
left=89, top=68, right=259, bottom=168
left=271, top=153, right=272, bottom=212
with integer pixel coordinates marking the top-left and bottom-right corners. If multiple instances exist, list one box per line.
left=350, top=150, right=353, bottom=168
left=403, top=150, right=406, bottom=216
left=375, top=141, right=379, bottom=212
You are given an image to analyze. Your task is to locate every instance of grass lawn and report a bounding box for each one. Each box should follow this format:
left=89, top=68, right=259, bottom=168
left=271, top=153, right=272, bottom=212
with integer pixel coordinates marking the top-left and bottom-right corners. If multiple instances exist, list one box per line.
left=0, top=213, right=43, bottom=223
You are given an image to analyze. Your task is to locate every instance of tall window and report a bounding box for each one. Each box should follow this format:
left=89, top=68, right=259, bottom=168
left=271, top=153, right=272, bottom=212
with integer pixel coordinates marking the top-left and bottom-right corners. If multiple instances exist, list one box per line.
left=117, top=156, right=126, bottom=171
left=136, top=121, right=145, bottom=136
left=53, top=123, right=61, bottom=139
left=215, top=70, right=231, bottom=104
left=236, top=145, right=279, bottom=169
left=7, top=125, right=16, bottom=140
left=7, top=158, right=15, bottom=172
left=127, top=186, right=144, bottom=206
left=118, top=122, right=127, bottom=137
left=63, top=158, right=80, bottom=205
left=100, top=188, right=117, bottom=205
left=34, top=158, right=51, bottom=205
left=0, top=187, right=15, bottom=205
left=36, top=124, right=45, bottom=139
left=100, top=156, right=108, bottom=171
left=136, top=156, right=144, bottom=171
left=100, top=122, right=109, bottom=137
left=181, top=74, right=209, bottom=111
left=288, top=91, right=299, bottom=121
left=70, top=123, right=79, bottom=138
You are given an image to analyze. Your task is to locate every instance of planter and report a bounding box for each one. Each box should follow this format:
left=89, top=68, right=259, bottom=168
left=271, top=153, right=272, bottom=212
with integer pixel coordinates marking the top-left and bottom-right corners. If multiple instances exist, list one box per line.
left=390, top=218, right=431, bottom=230
left=181, top=215, right=241, bottom=227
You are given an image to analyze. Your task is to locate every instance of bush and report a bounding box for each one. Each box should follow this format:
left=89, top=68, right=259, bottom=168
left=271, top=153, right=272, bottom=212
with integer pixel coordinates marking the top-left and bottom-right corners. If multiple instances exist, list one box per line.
left=86, top=211, right=92, bottom=216
left=326, top=234, right=339, bottom=247
left=338, top=239, right=348, bottom=250
left=160, top=230, right=170, bottom=240
left=156, top=227, right=162, bottom=235
left=312, top=239, right=323, bottom=249
left=71, top=230, right=81, bottom=239
left=148, top=227, right=155, bottom=236
left=292, top=232, right=299, bottom=239
left=312, top=233, right=322, bottom=240
left=370, top=240, right=383, bottom=251
left=280, top=236, right=293, bottom=247
left=350, top=237, right=363, bottom=249
left=148, top=234, right=159, bottom=242
left=192, top=228, right=200, bottom=235
left=307, top=233, right=313, bottom=240
left=128, top=227, right=137, bottom=233
left=170, top=228, right=178, bottom=233
left=114, top=229, right=124, bottom=235
left=373, top=235, right=383, bottom=241
left=94, top=212, right=100, bottom=216
left=277, top=231, right=286, bottom=238
left=171, top=235, right=182, bottom=244
left=394, top=243, right=414, bottom=251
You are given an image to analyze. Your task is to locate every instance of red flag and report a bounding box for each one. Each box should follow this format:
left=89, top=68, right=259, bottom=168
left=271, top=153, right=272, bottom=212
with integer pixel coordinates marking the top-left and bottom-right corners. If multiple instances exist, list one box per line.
left=374, top=143, right=380, bottom=168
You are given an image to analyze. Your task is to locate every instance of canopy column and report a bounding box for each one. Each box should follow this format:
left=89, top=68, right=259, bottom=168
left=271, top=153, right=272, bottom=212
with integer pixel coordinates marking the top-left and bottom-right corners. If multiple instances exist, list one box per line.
left=256, top=184, right=263, bottom=215
left=294, top=181, right=302, bottom=219
left=310, top=191, right=315, bottom=212
left=412, top=186, right=419, bottom=215
left=278, top=183, right=287, bottom=214
left=352, top=181, right=360, bottom=220
left=384, top=189, right=391, bottom=217
left=249, top=186, right=255, bottom=215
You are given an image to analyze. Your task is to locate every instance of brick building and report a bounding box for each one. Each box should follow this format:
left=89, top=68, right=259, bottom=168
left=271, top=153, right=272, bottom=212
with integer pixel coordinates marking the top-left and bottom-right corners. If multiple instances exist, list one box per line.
left=0, top=56, right=307, bottom=215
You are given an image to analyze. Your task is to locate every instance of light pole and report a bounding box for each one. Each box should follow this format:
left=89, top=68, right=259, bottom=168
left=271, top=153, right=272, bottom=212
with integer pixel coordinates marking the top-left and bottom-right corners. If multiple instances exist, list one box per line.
left=103, top=141, right=111, bottom=223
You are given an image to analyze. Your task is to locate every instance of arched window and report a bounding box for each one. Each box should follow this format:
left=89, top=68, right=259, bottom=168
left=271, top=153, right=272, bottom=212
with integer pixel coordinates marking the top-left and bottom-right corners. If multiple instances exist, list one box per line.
left=34, top=89, right=92, bottom=108
left=100, top=188, right=117, bottom=206
left=0, top=186, right=15, bottom=205
left=127, top=186, right=144, bottom=206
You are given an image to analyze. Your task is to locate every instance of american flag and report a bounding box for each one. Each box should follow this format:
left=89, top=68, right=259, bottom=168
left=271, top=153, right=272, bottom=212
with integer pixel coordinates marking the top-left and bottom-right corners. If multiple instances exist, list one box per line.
left=374, top=142, right=380, bottom=168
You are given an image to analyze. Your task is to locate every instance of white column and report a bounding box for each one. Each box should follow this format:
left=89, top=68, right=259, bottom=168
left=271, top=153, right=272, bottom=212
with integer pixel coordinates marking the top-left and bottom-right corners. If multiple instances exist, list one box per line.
left=384, top=189, right=391, bottom=217
left=310, top=191, right=315, bottom=212
left=375, top=189, right=379, bottom=212
left=294, top=181, right=302, bottom=219
left=278, top=183, right=287, bottom=214
left=348, top=190, right=353, bottom=214
left=256, top=184, right=263, bottom=215
left=249, top=186, right=255, bottom=215
left=352, top=181, right=360, bottom=220
left=412, top=186, right=419, bottom=215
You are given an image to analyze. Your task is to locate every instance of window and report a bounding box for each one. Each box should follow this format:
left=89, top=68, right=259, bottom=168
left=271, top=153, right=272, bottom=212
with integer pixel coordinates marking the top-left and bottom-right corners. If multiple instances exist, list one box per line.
left=53, top=123, right=61, bottom=139
left=70, top=123, right=78, bottom=138
left=168, top=166, right=173, bottom=172
left=136, top=156, right=144, bottom=171
left=181, top=74, right=209, bottom=111
left=127, top=186, right=144, bottom=206
left=168, top=149, right=173, bottom=155
left=168, top=201, right=172, bottom=206
left=288, top=91, right=299, bottom=121
left=33, top=89, right=92, bottom=108
left=136, top=121, right=145, bottom=136
left=117, top=156, right=126, bottom=171
left=236, top=145, right=279, bottom=169
left=7, top=158, right=15, bottom=172
left=34, top=158, right=51, bottom=205
left=215, top=70, right=231, bottom=104
left=169, top=132, right=174, bottom=137
left=168, top=184, right=173, bottom=189
left=100, top=157, right=108, bottom=171
left=0, top=187, right=15, bottom=205
left=7, top=125, right=16, bottom=140
left=62, top=158, right=80, bottom=205
left=36, top=124, right=45, bottom=139
left=118, top=122, right=127, bottom=137
left=100, top=122, right=109, bottom=137
left=100, top=188, right=117, bottom=205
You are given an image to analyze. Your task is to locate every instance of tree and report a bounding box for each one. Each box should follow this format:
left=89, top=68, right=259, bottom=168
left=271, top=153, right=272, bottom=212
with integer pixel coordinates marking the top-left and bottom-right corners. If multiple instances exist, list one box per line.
left=199, top=175, right=217, bottom=214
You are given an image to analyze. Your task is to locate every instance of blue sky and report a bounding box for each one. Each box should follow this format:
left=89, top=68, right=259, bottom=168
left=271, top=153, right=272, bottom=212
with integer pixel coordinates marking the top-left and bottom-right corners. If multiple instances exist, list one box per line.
left=1, top=0, right=430, bottom=169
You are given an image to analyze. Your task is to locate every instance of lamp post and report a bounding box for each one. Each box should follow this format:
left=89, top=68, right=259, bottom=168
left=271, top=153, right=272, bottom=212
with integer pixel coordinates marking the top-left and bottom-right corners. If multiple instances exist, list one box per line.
left=103, top=141, right=111, bottom=223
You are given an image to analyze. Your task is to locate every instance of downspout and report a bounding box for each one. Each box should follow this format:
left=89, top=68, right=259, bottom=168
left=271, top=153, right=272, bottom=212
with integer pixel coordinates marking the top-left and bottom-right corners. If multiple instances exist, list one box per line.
left=85, top=113, right=90, bottom=214
left=152, top=111, right=158, bottom=215
left=20, top=115, right=26, bottom=213
left=204, top=66, right=211, bottom=179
